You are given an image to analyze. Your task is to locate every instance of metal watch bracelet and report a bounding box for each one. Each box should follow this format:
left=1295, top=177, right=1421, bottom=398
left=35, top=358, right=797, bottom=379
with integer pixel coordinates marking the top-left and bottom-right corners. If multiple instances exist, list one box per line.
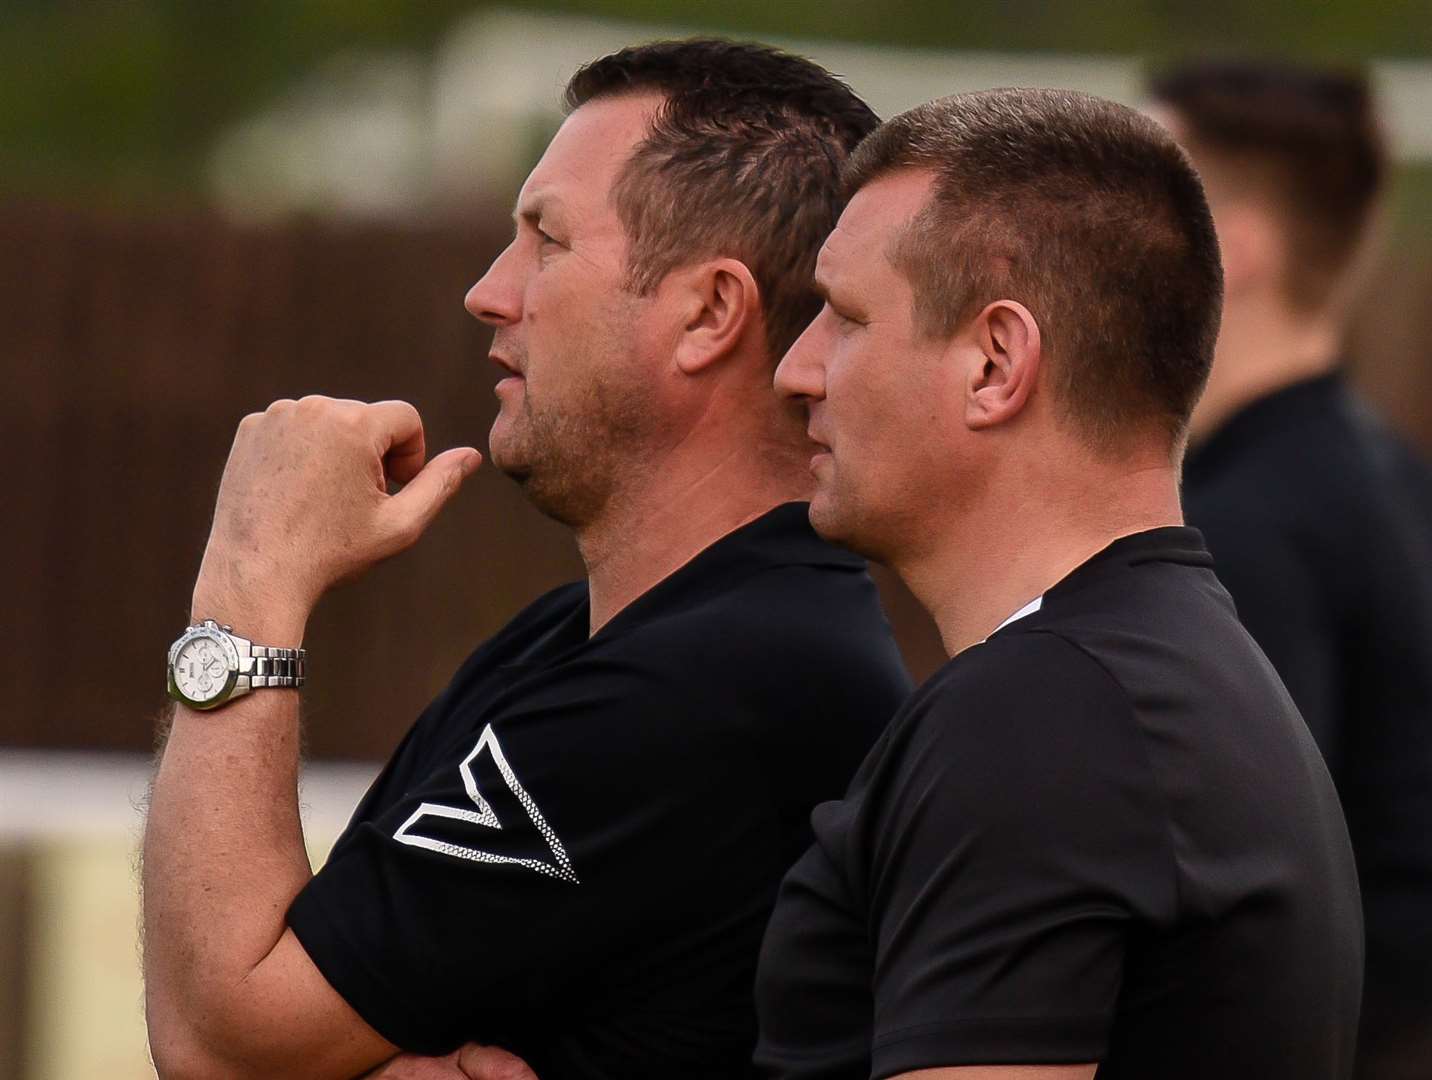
left=247, top=644, right=307, bottom=688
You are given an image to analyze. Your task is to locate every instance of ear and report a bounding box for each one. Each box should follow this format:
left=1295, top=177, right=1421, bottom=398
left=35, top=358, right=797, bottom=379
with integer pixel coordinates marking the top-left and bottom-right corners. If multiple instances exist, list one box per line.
left=1214, top=202, right=1280, bottom=296
left=671, top=258, right=761, bottom=376
left=964, top=300, right=1041, bottom=431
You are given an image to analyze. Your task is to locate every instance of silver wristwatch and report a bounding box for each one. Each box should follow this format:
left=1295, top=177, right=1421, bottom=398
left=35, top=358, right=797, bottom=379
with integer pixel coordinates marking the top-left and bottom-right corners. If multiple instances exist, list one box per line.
left=167, top=619, right=306, bottom=711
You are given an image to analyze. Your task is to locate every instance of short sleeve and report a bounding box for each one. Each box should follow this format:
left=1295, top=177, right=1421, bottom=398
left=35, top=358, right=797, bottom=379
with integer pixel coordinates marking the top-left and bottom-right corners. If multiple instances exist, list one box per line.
left=862, top=632, right=1176, bottom=1077
left=288, top=657, right=778, bottom=1055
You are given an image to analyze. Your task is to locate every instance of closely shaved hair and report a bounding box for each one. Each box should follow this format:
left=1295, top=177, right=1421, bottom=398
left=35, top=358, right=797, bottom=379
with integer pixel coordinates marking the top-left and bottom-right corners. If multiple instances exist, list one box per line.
left=846, top=88, right=1224, bottom=452
left=1151, top=60, right=1385, bottom=314
left=565, top=38, right=879, bottom=360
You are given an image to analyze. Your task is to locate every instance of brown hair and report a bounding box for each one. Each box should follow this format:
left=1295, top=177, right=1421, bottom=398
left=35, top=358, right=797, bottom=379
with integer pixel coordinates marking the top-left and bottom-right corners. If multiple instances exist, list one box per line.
left=565, top=38, right=879, bottom=360
left=846, top=88, right=1224, bottom=451
left=1150, top=60, right=1385, bottom=313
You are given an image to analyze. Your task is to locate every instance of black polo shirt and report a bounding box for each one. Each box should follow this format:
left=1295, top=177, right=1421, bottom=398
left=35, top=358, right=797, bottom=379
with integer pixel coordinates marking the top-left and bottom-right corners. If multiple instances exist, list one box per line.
left=287, top=503, right=911, bottom=1078
left=755, top=527, right=1362, bottom=1080
left=1184, top=374, right=1432, bottom=1069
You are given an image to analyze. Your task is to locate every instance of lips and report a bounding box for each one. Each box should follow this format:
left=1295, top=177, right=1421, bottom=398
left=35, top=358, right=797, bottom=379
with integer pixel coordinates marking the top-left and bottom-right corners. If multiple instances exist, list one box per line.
left=489, top=353, right=523, bottom=378
left=805, top=429, right=832, bottom=474
left=490, top=353, right=525, bottom=399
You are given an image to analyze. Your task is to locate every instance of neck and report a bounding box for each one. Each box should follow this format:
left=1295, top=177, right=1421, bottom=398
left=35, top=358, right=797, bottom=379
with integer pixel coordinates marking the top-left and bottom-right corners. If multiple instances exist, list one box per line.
left=1190, top=297, right=1342, bottom=445
left=897, top=445, right=1184, bottom=657
left=575, top=419, right=811, bottom=635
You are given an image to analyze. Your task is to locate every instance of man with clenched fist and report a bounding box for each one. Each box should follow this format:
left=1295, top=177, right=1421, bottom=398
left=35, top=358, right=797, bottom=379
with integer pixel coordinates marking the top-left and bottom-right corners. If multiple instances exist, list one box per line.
left=141, top=39, right=909, bottom=1080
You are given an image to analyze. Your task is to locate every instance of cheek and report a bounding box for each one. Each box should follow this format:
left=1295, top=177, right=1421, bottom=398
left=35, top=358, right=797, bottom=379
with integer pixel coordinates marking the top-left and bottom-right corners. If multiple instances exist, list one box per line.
left=829, top=341, right=943, bottom=494
left=527, top=259, right=617, bottom=341
left=517, top=271, right=587, bottom=388
left=828, top=344, right=902, bottom=444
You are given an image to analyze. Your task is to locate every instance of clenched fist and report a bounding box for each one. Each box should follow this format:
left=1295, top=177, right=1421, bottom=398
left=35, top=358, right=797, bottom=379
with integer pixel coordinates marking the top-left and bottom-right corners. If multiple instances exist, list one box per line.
left=191, top=396, right=481, bottom=642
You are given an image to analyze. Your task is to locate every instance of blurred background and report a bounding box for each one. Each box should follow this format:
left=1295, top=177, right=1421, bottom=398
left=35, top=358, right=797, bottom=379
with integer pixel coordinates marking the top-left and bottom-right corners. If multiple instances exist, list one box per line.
left=2, top=2, right=1430, bottom=1076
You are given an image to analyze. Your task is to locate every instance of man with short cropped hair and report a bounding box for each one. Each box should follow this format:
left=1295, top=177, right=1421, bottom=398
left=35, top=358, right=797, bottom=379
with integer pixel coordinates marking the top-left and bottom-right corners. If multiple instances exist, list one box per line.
left=1152, top=60, right=1432, bottom=1079
left=142, top=40, right=910, bottom=1080
left=758, top=88, right=1361, bottom=1079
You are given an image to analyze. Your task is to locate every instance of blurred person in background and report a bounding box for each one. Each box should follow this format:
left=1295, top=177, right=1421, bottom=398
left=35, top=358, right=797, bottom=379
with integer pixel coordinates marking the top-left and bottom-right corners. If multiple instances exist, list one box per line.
left=143, top=39, right=910, bottom=1080
left=1151, top=60, right=1432, bottom=1078
left=757, top=88, right=1360, bottom=1079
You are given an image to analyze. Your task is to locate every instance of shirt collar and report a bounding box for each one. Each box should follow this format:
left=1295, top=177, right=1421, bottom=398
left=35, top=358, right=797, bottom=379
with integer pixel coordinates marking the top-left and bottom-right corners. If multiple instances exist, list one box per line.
left=1042, top=526, right=1213, bottom=603
left=991, top=595, right=1044, bottom=635
left=985, top=526, right=1213, bottom=643
left=593, top=502, right=864, bottom=640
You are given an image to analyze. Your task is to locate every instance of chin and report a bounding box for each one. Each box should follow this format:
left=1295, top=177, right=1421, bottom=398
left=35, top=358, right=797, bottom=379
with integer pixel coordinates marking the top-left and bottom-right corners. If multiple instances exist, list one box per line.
left=811, top=485, right=898, bottom=563
left=487, top=444, right=523, bottom=480
left=487, top=416, right=527, bottom=473
left=807, top=492, right=861, bottom=552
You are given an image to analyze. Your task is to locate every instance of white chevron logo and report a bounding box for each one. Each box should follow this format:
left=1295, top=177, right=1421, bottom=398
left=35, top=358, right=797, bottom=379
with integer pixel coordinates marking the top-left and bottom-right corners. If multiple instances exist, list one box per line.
left=392, top=724, right=579, bottom=883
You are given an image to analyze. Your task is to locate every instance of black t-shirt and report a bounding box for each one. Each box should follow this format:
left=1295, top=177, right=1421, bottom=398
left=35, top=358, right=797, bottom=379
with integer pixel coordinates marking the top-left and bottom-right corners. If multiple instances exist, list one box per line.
left=1183, top=374, right=1432, bottom=1068
left=755, top=528, right=1362, bottom=1080
left=287, top=503, right=912, bottom=1078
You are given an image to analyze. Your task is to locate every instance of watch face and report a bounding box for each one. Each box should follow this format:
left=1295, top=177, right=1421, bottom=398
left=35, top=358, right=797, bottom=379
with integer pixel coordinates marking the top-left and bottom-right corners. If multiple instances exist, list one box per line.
left=171, top=631, right=235, bottom=706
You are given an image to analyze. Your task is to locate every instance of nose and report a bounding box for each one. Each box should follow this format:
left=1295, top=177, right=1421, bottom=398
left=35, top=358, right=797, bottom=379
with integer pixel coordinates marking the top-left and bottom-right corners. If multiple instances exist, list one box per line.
left=773, top=318, right=827, bottom=402
left=464, top=242, right=522, bottom=327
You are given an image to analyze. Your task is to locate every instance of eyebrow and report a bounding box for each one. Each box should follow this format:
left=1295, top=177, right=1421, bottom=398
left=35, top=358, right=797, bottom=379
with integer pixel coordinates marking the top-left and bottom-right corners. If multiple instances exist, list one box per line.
left=813, top=268, right=855, bottom=310
left=810, top=272, right=832, bottom=304
left=812, top=262, right=871, bottom=321
left=514, top=190, right=570, bottom=226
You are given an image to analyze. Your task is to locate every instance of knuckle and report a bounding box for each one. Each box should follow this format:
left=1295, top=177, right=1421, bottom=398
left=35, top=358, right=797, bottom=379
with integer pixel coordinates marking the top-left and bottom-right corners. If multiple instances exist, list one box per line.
left=387, top=397, right=422, bottom=423
left=265, top=397, right=297, bottom=415
left=337, top=406, right=367, bottom=430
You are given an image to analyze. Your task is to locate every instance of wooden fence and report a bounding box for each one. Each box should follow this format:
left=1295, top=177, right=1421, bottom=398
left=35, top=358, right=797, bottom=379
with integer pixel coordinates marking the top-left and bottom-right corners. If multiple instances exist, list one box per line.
left=3, top=200, right=1428, bottom=758
left=0, top=200, right=946, bottom=759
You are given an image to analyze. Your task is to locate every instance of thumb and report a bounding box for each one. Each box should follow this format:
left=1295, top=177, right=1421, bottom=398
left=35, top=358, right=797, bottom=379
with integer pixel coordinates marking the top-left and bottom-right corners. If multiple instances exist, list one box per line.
left=456, top=1044, right=539, bottom=1080
left=381, top=446, right=482, bottom=548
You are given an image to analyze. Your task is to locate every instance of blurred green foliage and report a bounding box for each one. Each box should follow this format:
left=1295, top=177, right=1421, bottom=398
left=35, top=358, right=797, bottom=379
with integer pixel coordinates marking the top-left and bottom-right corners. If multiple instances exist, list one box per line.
left=2, top=0, right=1429, bottom=203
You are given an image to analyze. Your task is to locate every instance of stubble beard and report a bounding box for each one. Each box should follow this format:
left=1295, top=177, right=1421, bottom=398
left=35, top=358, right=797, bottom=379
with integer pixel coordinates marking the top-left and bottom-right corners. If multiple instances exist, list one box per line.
left=809, top=482, right=878, bottom=561
left=491, top=366, right=656, bottom=531
left=807, top=463, right=908, bottom=567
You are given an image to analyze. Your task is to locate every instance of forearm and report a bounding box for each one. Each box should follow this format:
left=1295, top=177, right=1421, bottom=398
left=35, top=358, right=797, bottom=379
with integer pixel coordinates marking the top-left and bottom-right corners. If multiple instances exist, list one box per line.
left=143, top=593, right=314, bottom=1071
left=139, top=397, right=478, bottom=1077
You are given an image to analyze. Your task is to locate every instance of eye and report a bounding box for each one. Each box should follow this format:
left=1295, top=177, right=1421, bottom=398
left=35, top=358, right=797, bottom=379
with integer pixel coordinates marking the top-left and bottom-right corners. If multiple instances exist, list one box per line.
left=532, top=227, right=563, bottom=264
